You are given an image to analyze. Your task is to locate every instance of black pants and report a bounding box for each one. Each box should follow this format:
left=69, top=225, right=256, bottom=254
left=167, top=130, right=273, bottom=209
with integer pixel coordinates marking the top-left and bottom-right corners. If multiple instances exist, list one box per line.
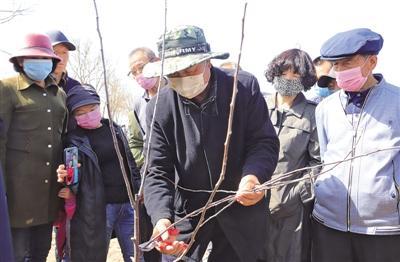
left=162, top=221, right=241, bottom=262
left=311, top=219, right=400, bottom=262
left=11, top=223, right=53, bottom=262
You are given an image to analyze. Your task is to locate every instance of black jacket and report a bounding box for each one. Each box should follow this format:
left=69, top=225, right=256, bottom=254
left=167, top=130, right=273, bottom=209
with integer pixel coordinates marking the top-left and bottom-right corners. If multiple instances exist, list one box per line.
left=144, top=67, right=279, bottom=261
left=65, top=119, right=140, bottom=262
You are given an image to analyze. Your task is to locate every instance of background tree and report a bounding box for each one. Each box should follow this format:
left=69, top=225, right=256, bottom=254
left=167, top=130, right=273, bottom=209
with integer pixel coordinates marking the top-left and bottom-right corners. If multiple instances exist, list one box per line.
left=0, top=1, right=30, bottom=24
left=0, top=1, right=30, bottom=56
left=69, top=39, right=133, bottom=124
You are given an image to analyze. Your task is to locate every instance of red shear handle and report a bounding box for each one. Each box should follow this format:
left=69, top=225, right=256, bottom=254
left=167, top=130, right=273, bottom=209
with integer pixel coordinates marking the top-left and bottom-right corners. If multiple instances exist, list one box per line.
left=65, top=167, right=74, bottom=185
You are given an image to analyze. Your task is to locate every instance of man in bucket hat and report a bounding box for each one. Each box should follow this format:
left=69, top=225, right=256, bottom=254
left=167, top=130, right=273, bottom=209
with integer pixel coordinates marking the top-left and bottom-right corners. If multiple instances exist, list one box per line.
left=0, top=33, right=67, bottom=262
left=46, top=30, right=81, bottom=94
left=312, top=28, right=400, bottom=261
left=142, top=25, right=279, bottom=261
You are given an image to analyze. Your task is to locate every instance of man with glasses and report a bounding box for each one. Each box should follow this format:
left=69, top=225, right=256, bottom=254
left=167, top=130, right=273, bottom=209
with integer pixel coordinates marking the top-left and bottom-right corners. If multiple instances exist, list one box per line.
left=127, top=47, right=166, bottom=168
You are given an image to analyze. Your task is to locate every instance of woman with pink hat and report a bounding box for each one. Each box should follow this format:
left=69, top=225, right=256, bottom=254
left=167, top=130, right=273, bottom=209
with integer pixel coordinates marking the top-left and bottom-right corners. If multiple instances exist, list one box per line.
left=0, top=33, right=67, bottom=262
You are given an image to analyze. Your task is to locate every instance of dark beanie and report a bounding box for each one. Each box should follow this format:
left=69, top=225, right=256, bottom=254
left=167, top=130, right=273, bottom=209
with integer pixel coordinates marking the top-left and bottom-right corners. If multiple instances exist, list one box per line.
left=67, top=84, right=100, bottom=113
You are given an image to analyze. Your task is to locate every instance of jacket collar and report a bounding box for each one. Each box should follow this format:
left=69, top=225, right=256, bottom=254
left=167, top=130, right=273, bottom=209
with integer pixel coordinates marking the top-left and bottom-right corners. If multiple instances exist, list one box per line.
left=17, top=73, right=58, bottom=91
left=57, top=71, right=69, bottom=87
left=142, top=91, right=151, bottom=102
left=338, top=73, right=385, bottom=104
left=268, top=92, right=308, bottom=118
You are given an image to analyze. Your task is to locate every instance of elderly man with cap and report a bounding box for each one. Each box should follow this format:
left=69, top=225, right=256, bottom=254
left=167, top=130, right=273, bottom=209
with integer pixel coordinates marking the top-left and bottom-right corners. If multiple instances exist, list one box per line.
left=312, top=28, right=400, bottom=261
left=0, top=33, right=67, bottom=261
left=46, top=30, right=81, bottom=94
left=142, top=25, right=279, bottom=261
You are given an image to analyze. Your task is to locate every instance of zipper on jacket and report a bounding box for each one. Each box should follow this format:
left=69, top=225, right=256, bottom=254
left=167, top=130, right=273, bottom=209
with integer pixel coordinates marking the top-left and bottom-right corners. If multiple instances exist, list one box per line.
left=200, top=108, right=214, bottom=190
left=392, top=160, right=400, bottom=224
left=186, top=97, right=217, bottom=190
left=277, top=110, right=284, bottom=135
left=346, top=131, right=357, bottom=232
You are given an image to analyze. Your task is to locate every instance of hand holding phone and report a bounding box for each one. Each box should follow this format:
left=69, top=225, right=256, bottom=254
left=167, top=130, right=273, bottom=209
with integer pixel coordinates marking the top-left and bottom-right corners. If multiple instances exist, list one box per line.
left=64, top=147, right=79, bottom=186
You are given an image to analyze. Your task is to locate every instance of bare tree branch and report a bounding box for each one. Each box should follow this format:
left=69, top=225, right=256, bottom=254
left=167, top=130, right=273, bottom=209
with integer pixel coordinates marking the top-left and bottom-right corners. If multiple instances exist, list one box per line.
left=140, top=145, right=400, bottom=255
left=92, top=2, right=138, bottom=261
left=0, top=5, right=30, bottom=24
left=68, top=38, right=132, bottom=122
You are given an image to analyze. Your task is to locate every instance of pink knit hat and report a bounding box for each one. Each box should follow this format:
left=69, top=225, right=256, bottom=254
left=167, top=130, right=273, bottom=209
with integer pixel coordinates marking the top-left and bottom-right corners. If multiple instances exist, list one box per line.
left=9, top=33, right=61, bottom=63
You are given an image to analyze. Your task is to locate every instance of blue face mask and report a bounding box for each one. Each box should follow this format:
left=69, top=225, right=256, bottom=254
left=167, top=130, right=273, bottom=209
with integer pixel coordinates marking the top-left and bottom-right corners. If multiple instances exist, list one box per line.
left=316, top=86, right=334, bottom=97
left=23, top=59, right=53, bottom=81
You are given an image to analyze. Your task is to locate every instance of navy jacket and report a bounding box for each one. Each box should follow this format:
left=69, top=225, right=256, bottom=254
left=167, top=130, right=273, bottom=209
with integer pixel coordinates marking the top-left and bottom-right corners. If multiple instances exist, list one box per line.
left=0, top=117, right=12, bottom=260
left=65, top=119, right=140, bottom=261
left=59, top=72, right=81, bottom=94
left=0, top=120, right=14, bottom=262
left=144, top=67, right=279, bottom=261
left=0, top=165, right=14, bottom=262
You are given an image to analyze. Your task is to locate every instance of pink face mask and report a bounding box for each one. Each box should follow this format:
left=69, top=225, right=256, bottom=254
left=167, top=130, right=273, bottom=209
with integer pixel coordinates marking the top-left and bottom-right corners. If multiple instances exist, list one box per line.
left=75, top=106, right=101, bottom=129
left=135, top=74, right=157, bottom=90
left=335, top=57, right=369, bottom=92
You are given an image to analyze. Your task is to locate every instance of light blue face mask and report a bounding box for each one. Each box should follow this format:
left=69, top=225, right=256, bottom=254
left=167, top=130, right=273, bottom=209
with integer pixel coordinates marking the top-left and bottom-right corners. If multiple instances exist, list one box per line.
left=316, top=86, right=334, bottom=97
left=23, top=59, right=53, bottom=81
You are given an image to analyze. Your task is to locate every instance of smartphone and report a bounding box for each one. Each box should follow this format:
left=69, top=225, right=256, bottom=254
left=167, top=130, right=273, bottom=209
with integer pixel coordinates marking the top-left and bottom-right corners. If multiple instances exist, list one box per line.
left=64, top=146, right=79, bottom=186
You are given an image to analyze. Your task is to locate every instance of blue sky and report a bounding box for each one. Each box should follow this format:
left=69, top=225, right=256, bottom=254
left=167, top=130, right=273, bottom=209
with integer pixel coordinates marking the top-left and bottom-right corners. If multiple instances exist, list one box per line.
left=1, top=0, right=400, bottom=94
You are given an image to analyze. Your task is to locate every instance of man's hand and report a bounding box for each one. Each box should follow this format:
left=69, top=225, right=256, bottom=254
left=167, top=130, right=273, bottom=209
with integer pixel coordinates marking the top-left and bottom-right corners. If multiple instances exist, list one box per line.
left=235, top=174, right=264, bottom=206
left=152, top=218, right=187, bottom=256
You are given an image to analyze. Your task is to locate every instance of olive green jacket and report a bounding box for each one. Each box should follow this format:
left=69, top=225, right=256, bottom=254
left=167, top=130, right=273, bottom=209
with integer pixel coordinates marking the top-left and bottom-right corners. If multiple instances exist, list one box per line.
left=128, top=92, right=150, bottom=168
left=128, top=111, right=145, bottom=168
left=0, top=74, right=67, bottom=228
left=266, top=92, right=320, bottom=217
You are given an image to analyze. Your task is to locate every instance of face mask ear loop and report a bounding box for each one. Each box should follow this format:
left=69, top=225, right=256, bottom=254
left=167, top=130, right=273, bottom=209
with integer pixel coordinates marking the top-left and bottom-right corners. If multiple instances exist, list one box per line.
left=359, top=55, right=371, bottom=78
left=200, top=61, right=209, bottom=87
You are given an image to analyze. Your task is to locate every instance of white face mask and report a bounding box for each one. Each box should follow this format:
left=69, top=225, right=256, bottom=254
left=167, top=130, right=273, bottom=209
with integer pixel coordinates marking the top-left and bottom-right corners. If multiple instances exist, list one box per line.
left=169, top=64, right=208, bottom=99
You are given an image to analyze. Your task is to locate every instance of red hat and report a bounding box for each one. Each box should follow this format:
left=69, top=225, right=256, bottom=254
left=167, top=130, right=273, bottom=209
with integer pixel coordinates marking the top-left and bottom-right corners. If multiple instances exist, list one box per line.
left=9, top=33, right=61, bottom=64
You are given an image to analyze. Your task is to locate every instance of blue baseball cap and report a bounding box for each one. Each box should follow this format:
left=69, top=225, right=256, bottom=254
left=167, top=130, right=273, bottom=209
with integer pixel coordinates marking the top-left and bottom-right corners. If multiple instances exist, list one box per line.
left=320, top=28, right=383, bottom=61
left=67, top=84, right=100, bottom=113
left=46, top=30, right=76, bottom=51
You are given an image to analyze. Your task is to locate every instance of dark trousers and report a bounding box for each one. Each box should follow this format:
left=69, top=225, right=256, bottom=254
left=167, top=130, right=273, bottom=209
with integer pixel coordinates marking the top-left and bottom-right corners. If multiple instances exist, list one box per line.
left=311, top=219, right=400, bottom=262
left=11, top=223, right=53, bottom=262
left=105, top=202, right=136, bottom=262
left=162, top=221, right=241, bottom=262
left=0, top=167, right=14, bottom=262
